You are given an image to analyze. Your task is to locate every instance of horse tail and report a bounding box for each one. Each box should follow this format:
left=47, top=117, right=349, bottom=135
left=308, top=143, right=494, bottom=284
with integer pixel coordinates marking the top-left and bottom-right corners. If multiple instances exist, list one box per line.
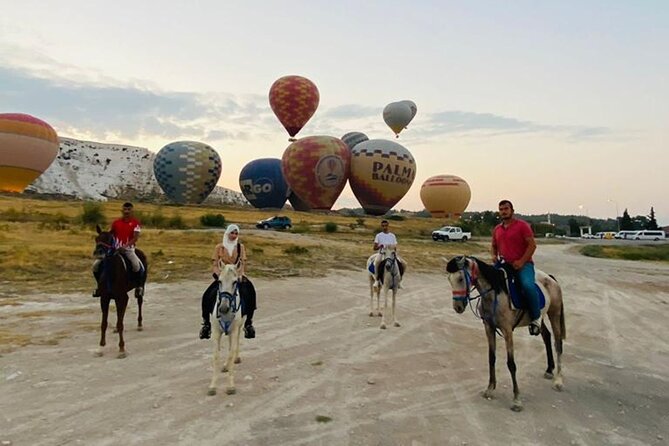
left=560, top=300, right=566, bottom=341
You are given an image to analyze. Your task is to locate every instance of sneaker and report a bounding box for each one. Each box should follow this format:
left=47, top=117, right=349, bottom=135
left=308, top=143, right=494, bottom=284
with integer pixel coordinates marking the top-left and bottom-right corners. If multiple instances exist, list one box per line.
left=92, top=289, right=101, bottom=298
left=528, top=319, right=541, bottom=336
left=199, top=323, right=211, bottom=340
left=244, top=325, right=256, bottom=339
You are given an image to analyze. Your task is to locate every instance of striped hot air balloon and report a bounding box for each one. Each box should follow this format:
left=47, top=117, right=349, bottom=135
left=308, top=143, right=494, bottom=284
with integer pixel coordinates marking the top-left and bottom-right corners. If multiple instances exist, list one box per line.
left=420, top=175, right=471, bottom=218
left=153, top=141, right=222, bottom=204
left=269, top=75, right=320, bottom=140
left=0, top=113, right=59, bottom=192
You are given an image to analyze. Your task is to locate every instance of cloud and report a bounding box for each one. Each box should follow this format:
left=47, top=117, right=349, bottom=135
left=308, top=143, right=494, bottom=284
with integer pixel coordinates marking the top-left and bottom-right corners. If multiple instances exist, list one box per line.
left=321, top=104, right=381, bottom=120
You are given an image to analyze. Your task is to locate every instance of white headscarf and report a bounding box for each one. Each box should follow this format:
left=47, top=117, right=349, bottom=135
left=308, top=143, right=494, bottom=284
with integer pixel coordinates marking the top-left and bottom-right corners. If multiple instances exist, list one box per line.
left=223, top=224, right=240, bottom=257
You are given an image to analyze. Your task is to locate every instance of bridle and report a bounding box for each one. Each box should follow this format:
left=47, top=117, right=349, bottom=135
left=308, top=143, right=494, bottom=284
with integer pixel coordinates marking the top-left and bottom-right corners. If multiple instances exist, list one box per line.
left=449, top=256, right=497, bottom=322
left=383, top=249, right=400, bottom=288
left=216, top=274, right=240, bottom=334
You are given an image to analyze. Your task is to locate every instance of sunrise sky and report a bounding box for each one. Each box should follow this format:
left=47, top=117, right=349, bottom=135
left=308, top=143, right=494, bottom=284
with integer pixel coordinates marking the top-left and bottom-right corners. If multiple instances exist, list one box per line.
left=1, top=0, right=667, bottom=223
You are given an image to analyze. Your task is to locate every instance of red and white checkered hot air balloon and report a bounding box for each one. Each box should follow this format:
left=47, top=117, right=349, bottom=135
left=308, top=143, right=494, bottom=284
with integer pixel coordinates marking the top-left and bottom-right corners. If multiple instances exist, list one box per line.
left=269, top=75, right=320, bottom=141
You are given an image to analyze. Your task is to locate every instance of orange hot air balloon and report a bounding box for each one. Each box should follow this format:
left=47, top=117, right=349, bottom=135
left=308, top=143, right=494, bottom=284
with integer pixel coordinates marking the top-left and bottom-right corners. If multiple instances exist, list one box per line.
left=0, top=113, right=59, bottom=192
left=420, top=175, right=472, bottom=218
left=349, top=139, right=416, bottom=215
left=281, top=136, right=350, bottom=210
left=269, top=75, right=320, bottom=140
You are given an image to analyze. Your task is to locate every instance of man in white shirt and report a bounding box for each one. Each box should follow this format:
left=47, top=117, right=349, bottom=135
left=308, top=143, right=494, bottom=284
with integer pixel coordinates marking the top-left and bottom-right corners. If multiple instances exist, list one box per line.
left=372, top=220, right=406, bottom=288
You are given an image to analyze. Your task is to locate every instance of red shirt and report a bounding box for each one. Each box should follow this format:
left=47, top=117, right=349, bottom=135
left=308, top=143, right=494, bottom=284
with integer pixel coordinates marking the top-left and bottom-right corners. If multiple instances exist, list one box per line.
left=493, top=219, right=534, bottom=263
left=111, top=218, right=141, bottom=248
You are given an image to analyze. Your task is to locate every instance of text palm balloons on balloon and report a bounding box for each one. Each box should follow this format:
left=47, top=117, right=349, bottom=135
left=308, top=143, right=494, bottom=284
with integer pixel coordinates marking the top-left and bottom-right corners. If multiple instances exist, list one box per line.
left=269, top=75, right=320, bottom=140
left=420, top=175, right=471, bottom=218
left=0, top=113, right=59, bottom=192
left=383, top=101, right=415, bottom=137
left=153, top=141, right=222, bottom=204
left=239, top=158, right=289, bottom=209
left=349, top=139, right=417, bottom=215
left=281, top=136, right=351, bottom=210
left=341, top=132, right=369, bottom=151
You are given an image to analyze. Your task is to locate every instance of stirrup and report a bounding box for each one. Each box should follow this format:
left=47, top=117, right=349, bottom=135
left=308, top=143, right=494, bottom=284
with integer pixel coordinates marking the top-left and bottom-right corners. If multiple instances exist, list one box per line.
left=135, top=286, right=144, bottom=298
left=199, top=323, right=211, bottom=340
left=244, top=325, right=255, bottom=339
left=528, top=320, right=541, bottom=336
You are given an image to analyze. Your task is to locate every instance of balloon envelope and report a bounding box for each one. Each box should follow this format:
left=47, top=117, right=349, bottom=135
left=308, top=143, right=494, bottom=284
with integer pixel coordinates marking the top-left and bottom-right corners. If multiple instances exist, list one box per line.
left=0, top=113, right=59, bottom=192
left=153, top=141, right=222, bottom=204
left=239, top=158, right=288, bottom=209
left=341, top=132, right=369, bottom=151
left=420, top=175, right=471, bottom=218
left=349, top=139, right=416, bottom=215
left=281, top=136, right=350, bottom=210
left=269, top=75, right=320, bottom=138
left=400, top=100, right=417, bottom=120
left=382, top=102, right=413, bottom=137
left=287, top=190, right=311, bottom=212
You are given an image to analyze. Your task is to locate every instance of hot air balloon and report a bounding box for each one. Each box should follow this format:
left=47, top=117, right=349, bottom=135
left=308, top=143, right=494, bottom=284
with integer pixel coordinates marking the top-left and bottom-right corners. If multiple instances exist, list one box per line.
left=341, top=132, right=369, bottom=151
left=153, top=141, right=222, bottom=204
left=287, top=190, right=311, bottom=212
left=420, top=175, right=471, bottom=218
left=281, top=136, right=350, bottom=210
left=239, top=158, right=289, bottom=209
left=0, top=113, right=59, bottom=193
left=349, top=139, right=416, bottom=215
left=383, top=102, right=413, bottom=137
left=400, top=100, right=417, bottom=122
left=269, top=75, right=320, bottom=140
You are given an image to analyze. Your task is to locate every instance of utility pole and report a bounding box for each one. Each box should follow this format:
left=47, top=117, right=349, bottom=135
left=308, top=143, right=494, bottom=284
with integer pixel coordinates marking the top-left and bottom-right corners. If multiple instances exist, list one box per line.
left=608, top=199, right=620, bottom=231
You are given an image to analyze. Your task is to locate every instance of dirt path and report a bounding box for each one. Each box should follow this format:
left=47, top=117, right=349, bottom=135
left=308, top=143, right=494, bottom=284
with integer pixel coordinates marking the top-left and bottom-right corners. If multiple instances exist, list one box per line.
left=1, top=245, right=668, bottom=445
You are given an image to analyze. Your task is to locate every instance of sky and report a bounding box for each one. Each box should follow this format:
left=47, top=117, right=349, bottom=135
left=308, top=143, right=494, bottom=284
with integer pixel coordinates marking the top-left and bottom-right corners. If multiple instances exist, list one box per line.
left=1, top=0, right=667, bottom=223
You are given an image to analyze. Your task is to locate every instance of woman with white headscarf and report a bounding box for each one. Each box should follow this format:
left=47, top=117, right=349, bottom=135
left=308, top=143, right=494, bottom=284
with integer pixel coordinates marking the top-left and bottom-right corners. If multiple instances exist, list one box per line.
left=199, top=224, right=257, bottom=340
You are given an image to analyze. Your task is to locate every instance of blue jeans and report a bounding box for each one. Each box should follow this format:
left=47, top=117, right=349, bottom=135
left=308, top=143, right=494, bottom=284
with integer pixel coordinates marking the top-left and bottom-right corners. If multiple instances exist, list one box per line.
left=517, top=263, right=541, bottom=321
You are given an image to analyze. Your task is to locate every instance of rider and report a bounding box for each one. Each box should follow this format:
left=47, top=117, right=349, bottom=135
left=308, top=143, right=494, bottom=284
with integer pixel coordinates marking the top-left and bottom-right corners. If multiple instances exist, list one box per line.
left=491, top=199, right=541, bottom=336
left=199, top=224, right=257, bottom=340
left=372, top=220, right=406, bottom=289
left=92, top=202, right=144, bottom=297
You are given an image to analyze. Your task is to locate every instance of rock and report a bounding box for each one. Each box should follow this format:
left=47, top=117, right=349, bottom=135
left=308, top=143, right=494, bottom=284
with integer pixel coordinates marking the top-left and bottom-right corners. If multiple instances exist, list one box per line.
left=2, top=440, right=13, bottom=446
left=367, top=378, right=376, bottom=385
left=244, top=375, right=253, bottom=381
left=657, top=435, right=663, bottom=440
left=152, top=403, right=160, bottom=409
left=227, top=403, right=234, bottom=408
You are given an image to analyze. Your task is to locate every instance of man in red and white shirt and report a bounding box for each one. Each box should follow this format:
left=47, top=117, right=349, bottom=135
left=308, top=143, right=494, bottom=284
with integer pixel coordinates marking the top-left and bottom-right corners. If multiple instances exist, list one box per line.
left=491, top=200, right=541, bottom=335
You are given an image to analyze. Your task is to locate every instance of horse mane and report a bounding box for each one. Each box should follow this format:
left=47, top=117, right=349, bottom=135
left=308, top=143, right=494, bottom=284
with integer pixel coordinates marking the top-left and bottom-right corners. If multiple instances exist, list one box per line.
left=445, top=258, right=461, bottom=273
left=471, top=257, right=506, bottom=294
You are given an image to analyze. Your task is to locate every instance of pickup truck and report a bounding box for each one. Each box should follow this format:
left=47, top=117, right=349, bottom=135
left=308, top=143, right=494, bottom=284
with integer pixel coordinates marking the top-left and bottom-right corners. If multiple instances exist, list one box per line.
left=431, top=226, right=472, bottom=242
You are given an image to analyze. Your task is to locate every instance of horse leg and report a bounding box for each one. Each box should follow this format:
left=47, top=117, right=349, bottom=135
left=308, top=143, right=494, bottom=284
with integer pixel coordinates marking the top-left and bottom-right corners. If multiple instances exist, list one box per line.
left=224, top=321, right=240, bottom=394
left=482, top=322, right=496, bottom=399
left=541, top=321, right=555, bottom=379
left=503, top=329, right=522, bottom=411
left=208, top=324, right=222, bottom=395
left=369, top=276, right=375, bottom=317
left=136, top=295, right=143, bottom=331
left=548, top=309, right=564, bottom=391
left=380, top=284, right=388, bottom=329
left=233, top=316, right=244, bottom=365
left=96, top=297, right=110, bottom=357
left=116, top=295, right=128, bottom=358
left=392, top=288, right=400, bottom=327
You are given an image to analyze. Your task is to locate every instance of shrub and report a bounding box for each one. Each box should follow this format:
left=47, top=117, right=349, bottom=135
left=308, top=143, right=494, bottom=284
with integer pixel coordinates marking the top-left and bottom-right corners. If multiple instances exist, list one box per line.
left=292, top=224, right=311, bottom=234
left=356, top=218, right=366, bottom=227
left=39, top=213, right=70, bottom=230
left=81, top=202, right=105, bottom=226
left=284, top=245, right=310, bottom=255
left=387, top=214, right=406, bottom=221
left=324, top=222, right=338, bottom=233
left=166, top=214, right=187, bottom=229
left=200, top=213, right=226, bottom=227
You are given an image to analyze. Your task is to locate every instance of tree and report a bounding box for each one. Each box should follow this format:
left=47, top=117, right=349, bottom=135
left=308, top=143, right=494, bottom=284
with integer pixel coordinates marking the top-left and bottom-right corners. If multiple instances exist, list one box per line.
left=620, top=209, right=634, bottom=230
left=568, top=218, right=580, bottom=236
left=647, top=207, right=659, bottom=230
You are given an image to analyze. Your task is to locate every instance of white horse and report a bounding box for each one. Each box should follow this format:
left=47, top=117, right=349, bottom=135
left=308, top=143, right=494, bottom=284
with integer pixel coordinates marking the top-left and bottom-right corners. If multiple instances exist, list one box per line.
left=376, top=245, right=403, bottom=330
left=207, top=264, right=246, bottom=396
left=366, top=253, right=382, bottom=317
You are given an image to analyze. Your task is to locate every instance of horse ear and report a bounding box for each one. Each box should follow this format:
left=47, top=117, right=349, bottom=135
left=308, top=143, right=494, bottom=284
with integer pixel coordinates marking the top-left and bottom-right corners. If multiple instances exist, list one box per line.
left=96, top=224, right=102, bottom=234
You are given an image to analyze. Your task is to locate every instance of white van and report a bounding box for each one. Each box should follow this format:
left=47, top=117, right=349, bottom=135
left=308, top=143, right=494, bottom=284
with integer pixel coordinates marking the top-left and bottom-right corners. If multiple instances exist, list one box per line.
left=615, top=230, right=637, bottom=240
left=632, top=230, right=666, bottom=241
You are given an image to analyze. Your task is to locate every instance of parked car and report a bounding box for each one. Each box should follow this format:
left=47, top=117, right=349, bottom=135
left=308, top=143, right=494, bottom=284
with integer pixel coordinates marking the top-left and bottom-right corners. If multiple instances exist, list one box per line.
left=431, top=226, right=472, bottom=242
left=256, top=216, right=292, bottom=230
left=615, top=231, right=637, bottom=239
left=632, top=230, right=666, bottom=241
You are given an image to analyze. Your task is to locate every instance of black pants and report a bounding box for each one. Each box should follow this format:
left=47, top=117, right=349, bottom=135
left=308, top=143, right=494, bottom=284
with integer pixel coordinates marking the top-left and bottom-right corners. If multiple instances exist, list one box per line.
left=201, top=277, right=256, bottom=327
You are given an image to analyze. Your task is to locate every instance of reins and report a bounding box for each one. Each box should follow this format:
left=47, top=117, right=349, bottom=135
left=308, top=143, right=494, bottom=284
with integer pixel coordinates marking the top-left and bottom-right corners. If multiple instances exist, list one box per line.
left=452, top=257, right=503, bottom=336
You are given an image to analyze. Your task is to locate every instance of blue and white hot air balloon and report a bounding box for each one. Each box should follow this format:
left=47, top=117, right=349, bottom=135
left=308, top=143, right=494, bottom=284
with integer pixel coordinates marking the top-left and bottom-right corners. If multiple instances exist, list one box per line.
left=239, top=158, right=289, bottom=209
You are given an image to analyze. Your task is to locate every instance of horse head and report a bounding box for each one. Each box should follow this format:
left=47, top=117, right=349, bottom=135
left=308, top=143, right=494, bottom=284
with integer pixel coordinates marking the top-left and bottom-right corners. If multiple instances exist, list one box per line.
left=94, top=224, right=115, bottom=259
left=216, top=264, right=240, bottom=317
left=444, top=255, right=476, bottom=314
left=383, top=245, right=398, bottom=271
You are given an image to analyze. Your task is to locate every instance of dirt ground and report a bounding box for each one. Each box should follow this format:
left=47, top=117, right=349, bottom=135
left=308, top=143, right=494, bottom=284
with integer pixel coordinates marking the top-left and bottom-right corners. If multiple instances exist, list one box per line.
left=1, top=244, right=668, bottom=446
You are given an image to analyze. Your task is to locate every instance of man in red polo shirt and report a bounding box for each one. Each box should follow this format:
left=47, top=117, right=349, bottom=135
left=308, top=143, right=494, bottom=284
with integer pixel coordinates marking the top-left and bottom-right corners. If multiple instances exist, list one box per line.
left=491, top=200, right=541, bottom=335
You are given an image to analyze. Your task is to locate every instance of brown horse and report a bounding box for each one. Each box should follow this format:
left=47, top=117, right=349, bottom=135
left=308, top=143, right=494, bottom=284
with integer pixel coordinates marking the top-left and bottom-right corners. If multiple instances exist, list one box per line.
left=444, top=256, right=566, bottom=411
left=93, top=225, right=148, bottom=358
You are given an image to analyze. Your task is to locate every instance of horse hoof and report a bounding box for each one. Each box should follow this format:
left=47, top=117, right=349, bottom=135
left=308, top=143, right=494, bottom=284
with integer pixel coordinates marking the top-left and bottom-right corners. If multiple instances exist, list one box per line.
left=234, top=357, right=241, bottom=364
left=226, top=387, right=236, bottom=395
left=544, top=372, right=554, bottom=380
left=207, top=388, right=217, bottom=396
left=112, top=328, right=119, bottom=334
left=380, top=324, right=387, bottom=330
left=482, top=391, right=494, bottom=400
left=117, top=351, right=127, bottom=359
left=137, top=326, right=143, bottom=332
left=393, top=321, right=401, bottom=327
left=94, top=350, right=103, bottom=357
left=222, top=366, right=229, bottom=373
left=369, top=312, right=374, bottom=317
left=377, top=312, right=383, bottom=317
left=552, top=382, right=564, bottom=392
left=511, top=403, right=523, bottom=412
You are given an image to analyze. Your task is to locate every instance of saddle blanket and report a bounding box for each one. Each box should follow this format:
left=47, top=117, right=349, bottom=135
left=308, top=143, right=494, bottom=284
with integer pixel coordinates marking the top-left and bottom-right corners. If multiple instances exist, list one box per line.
left=497, top=264, right=546, bottom=311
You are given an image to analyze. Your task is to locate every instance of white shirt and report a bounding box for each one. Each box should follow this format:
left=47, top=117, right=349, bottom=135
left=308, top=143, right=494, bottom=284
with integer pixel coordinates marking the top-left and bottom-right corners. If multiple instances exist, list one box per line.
left=375, top=232, right=398, bottom=247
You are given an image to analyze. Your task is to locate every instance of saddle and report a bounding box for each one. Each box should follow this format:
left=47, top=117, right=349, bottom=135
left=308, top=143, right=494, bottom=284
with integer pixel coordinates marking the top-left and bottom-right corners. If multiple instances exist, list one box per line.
left=495, top=263, right=545, bottom=311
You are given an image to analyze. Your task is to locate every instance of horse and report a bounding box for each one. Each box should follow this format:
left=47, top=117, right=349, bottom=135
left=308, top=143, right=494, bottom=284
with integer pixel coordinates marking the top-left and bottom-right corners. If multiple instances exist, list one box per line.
left=366, top=253, right=382, bottom=317
left=444, top=256, right=566, bottom=412
left=93, top=225, right=148, bottom=358
left=207, top=264, right=246, bottom=396
left=377, top=245, right=403, bottom=330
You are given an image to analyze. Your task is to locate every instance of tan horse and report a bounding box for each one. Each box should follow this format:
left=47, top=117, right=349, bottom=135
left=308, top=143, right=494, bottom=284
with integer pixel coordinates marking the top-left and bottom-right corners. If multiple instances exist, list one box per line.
left=207, top=264, right=246, bottom=396
left=444, top=256, right=566, bottom=412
